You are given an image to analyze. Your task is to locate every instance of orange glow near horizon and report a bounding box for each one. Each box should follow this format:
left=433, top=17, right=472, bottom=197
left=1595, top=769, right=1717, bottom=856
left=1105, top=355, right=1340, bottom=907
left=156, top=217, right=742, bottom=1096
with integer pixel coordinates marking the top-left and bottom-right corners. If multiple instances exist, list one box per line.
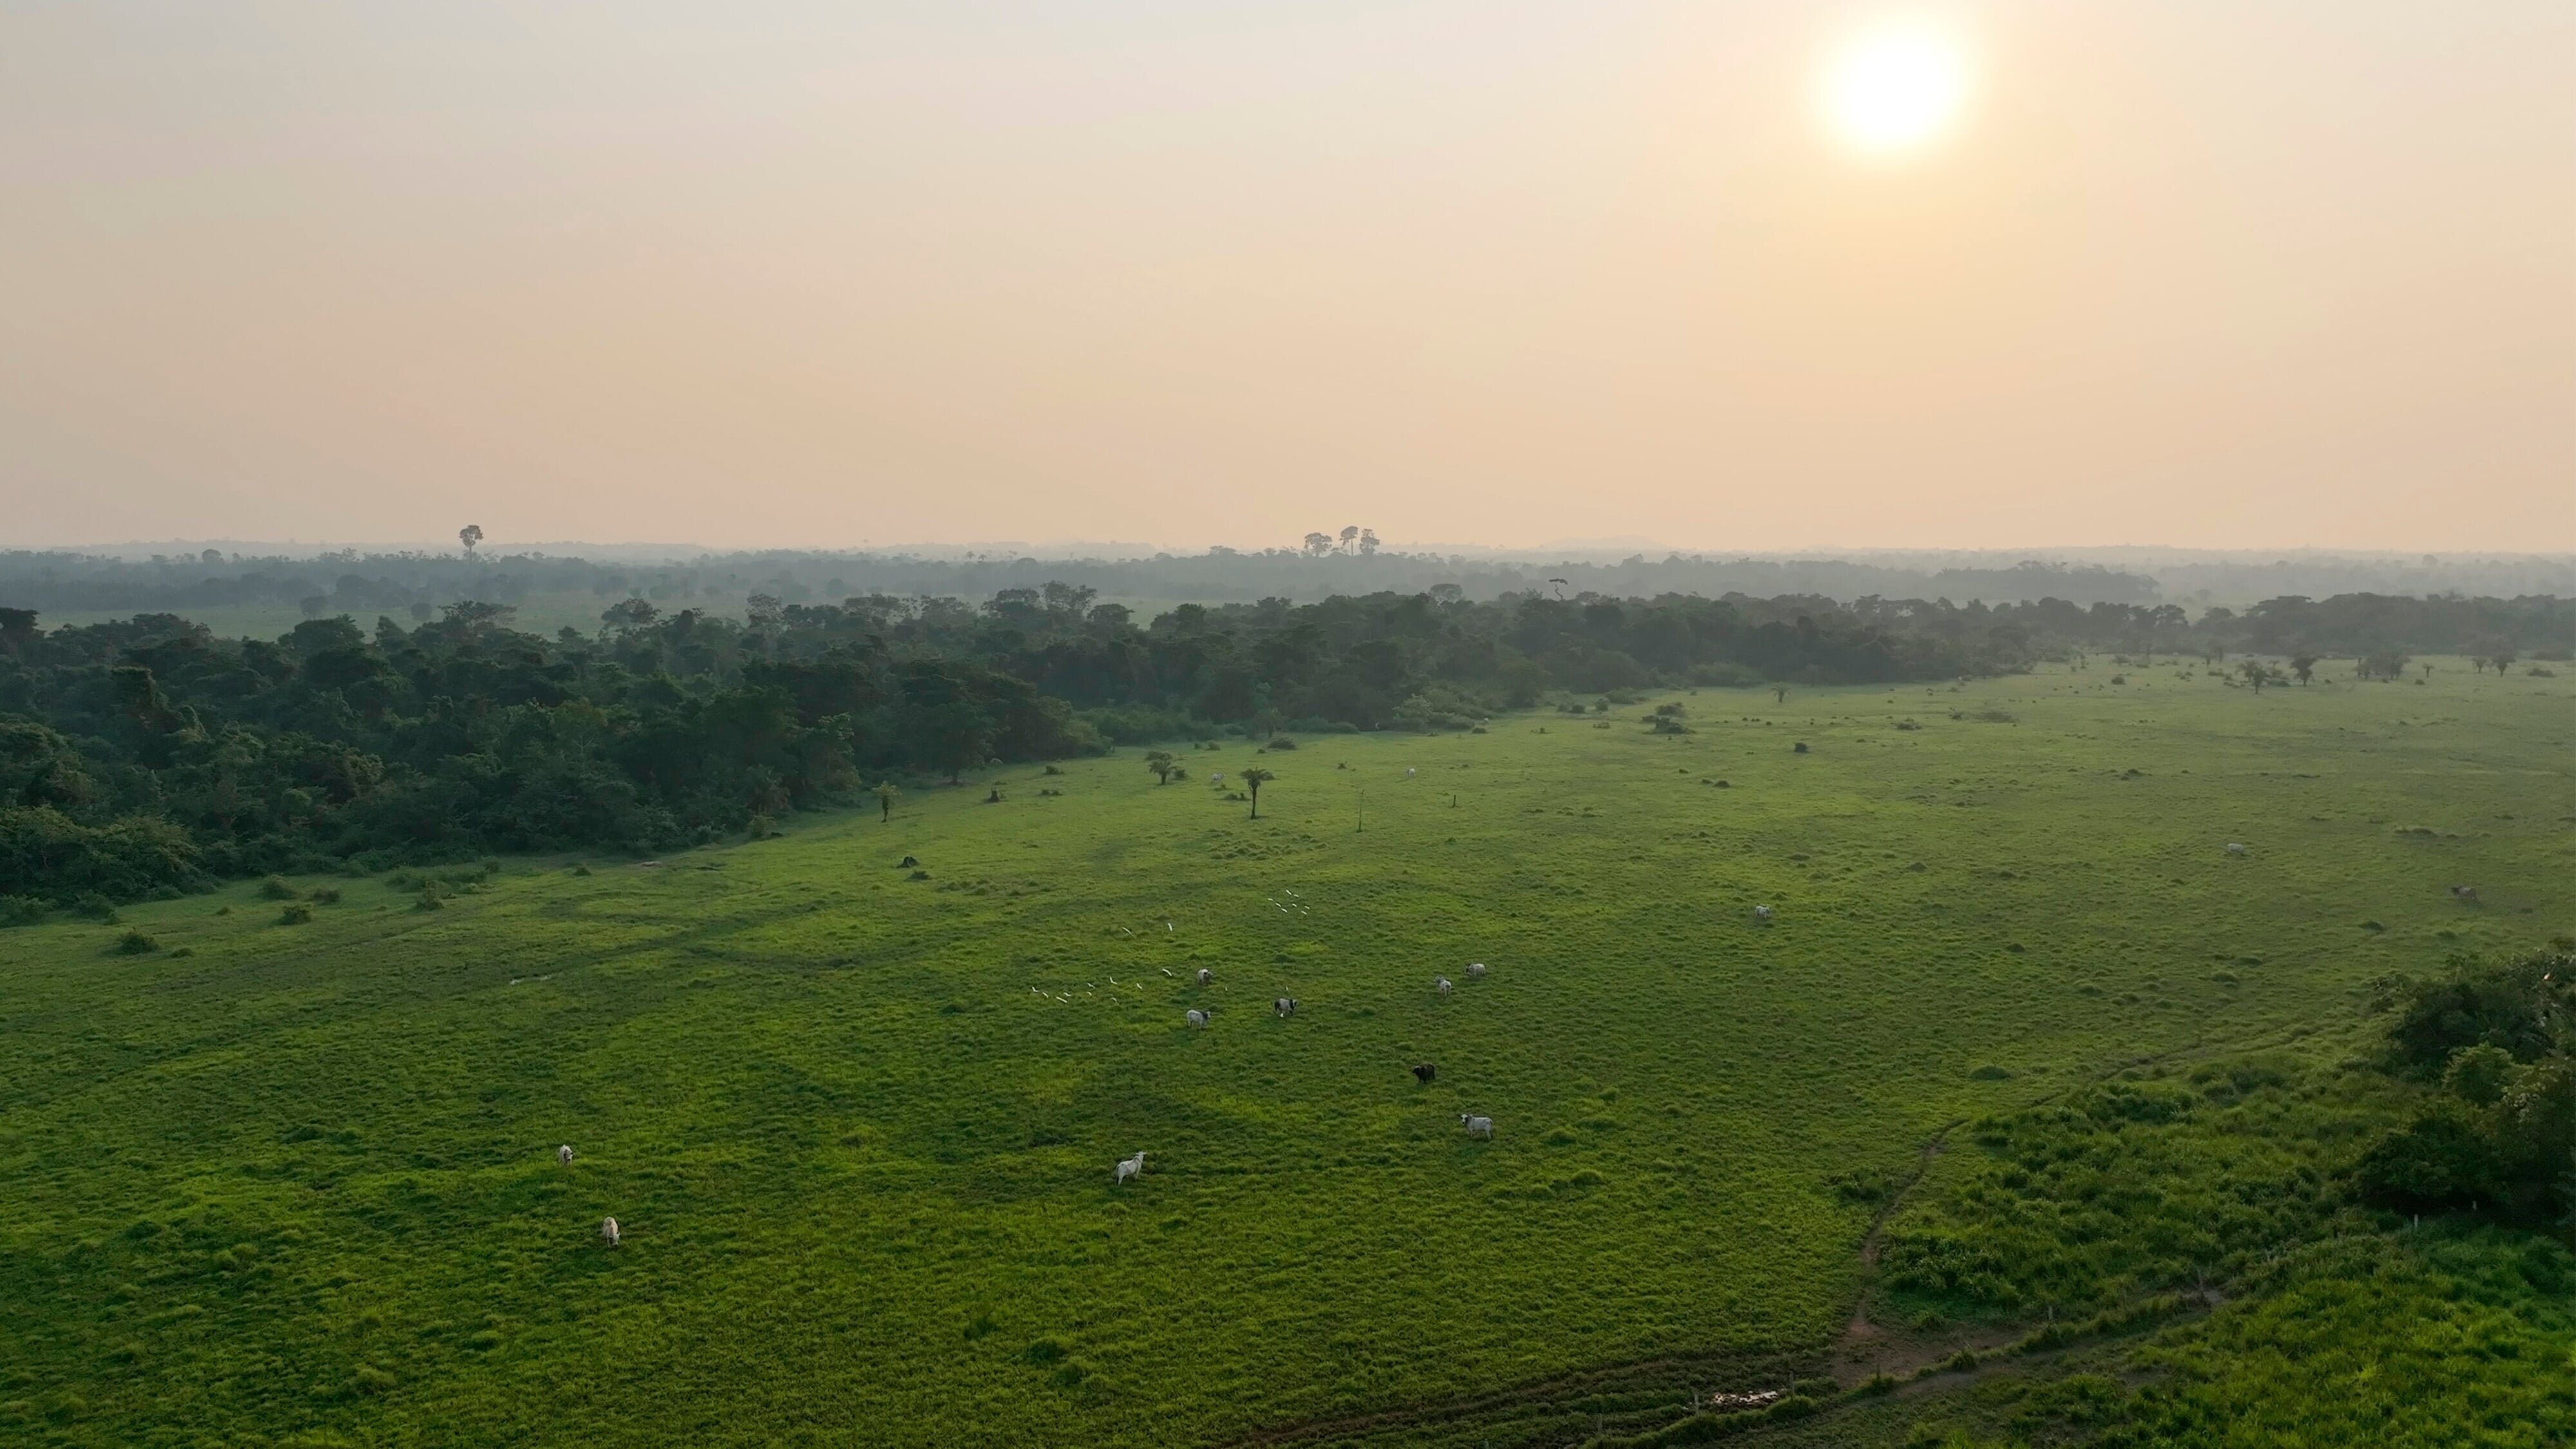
left=0, top=3, right=2568, bottom=553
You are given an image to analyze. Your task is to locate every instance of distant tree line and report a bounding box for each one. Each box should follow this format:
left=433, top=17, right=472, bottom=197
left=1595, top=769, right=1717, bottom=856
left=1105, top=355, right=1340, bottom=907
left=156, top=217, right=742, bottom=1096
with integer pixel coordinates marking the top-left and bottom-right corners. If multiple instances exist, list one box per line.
left=0, top=545, right=2177, bottom=615
left=0, top=581, right=2568, bottom=905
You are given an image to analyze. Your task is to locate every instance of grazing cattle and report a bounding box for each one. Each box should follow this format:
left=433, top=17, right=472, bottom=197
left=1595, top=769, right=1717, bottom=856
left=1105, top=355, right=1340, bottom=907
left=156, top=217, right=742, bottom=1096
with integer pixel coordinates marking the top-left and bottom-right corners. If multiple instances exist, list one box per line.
left=1459, top=1113, right=1493, bottom=1139
left=1405, top=767, right=1417, bottom=777
left=1185, top=1009, right=1208, bottom=1028
left=1197, top=967, right=1213, bottom=985
left=2452, top=885, right=2479, bottom=902
left=558, top=1144, right=574, bottom=1166
left=1274, top=997, right=1298, bottom=1018
left=1466, top=962, right=1487, bottom=980
left=600, top=1217, right=620, bottom=1247
left=2225, top=842, right=2247, bottom=857
left=1434, top=976, right=1452, bottom=997
left=1115, top=1151, right=1146, bottom=1186
left=898, top=855, right=919, bottom=867
left=1412, top=1063, right=1436, bottom=1085
left=1753, top=905, right=1774, bottom=923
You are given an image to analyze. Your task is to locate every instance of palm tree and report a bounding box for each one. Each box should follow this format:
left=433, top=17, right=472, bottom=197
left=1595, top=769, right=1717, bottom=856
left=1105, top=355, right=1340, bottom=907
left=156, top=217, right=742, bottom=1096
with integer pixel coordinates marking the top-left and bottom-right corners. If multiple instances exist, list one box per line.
left=1240, top=766, right=1274, bottom=820
left=2290, top=655, right=2318, bottom=685
left=875, top=782, right=901, bottom=822
left=1146, top=750, right=1177, bottom=784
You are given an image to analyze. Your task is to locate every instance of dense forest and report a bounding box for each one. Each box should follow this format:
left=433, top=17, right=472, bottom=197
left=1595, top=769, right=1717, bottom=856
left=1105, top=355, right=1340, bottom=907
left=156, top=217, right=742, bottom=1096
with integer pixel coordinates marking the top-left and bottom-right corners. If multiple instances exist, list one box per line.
left=2, top=583, right=2570, bottom=906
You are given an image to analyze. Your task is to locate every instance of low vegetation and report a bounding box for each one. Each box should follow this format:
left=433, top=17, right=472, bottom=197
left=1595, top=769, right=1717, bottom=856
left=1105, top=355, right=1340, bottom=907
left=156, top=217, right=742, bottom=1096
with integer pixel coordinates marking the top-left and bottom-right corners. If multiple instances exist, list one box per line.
left=1, top=657, right=2568, bottom=1444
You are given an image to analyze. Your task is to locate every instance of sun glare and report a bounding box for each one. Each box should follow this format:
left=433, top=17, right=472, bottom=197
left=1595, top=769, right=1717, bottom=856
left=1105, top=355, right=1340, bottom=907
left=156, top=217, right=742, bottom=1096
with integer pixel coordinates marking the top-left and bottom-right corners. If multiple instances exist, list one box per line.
left=1819, top=23, right=1971, bottom=156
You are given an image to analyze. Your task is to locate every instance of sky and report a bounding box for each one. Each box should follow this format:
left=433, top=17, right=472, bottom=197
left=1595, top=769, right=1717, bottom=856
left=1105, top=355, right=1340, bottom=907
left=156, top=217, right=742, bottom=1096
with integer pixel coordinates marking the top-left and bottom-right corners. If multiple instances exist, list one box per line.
left=3, top=1, right=2570, bottom=553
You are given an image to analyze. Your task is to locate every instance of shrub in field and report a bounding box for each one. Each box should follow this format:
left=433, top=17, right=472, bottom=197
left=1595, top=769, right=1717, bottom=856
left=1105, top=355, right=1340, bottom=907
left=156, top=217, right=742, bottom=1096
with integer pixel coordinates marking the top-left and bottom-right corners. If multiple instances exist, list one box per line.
left=278, top=903, right=313, bottom=925
left=112, top=929, right=158, bottom=954
left=308, top=886, right=341, bottom=905
left=259, top=876, right=299, bottom=900
left=0, top=894, right=44, bottom=926
left=2356, top=951, right=2576, bottom=1219
left=73, top=893, right=120, bottom=923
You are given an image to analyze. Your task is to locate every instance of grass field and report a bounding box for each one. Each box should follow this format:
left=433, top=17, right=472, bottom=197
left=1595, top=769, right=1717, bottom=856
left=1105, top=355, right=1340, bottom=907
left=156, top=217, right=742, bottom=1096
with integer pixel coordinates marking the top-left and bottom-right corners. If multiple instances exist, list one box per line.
left=3, top=660, right=2570, bottom=1446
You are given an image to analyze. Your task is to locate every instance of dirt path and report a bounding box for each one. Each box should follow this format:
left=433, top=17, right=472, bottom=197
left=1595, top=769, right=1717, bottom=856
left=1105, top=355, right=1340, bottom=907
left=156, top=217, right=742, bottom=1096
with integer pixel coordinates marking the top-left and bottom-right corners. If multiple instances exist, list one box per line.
left=1226, top=1347, right=1808, bottom=1447
left=1837, top=1118, right=1964, bottom=1357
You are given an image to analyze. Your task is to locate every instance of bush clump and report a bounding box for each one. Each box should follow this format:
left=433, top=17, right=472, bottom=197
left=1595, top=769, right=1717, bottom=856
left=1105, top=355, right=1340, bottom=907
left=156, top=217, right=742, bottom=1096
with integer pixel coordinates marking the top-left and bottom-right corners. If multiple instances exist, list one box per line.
left=112, top=928, right=159, bottom=954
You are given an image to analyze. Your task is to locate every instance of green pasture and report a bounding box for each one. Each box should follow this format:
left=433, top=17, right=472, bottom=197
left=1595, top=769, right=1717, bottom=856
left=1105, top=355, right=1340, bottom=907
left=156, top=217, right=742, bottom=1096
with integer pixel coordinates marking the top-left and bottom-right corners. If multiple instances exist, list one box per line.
left=3, top=661, right=2570, bottom=1446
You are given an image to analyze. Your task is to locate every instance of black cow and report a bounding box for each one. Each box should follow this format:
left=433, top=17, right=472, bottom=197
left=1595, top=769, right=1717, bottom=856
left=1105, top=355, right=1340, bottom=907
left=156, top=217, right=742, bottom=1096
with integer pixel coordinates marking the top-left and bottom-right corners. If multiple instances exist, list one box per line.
left=1411, top=1063, right=1436, bottom=1085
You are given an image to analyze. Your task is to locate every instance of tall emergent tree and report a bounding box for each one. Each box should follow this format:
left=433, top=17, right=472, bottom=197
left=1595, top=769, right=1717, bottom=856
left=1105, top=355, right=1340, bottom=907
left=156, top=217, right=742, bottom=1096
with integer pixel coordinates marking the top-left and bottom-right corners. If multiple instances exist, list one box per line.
left=1146, top=750, right=1177, bottom=784
left=1240, top=766, right=1274, bottom=820
left=459, top=524, right=484, bottom=555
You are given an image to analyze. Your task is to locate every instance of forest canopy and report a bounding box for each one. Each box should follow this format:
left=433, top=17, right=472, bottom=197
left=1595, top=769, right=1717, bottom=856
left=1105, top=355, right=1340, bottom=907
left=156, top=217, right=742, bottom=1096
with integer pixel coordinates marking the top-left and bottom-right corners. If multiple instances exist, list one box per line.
left=0, top=583, right=2567, bottom=904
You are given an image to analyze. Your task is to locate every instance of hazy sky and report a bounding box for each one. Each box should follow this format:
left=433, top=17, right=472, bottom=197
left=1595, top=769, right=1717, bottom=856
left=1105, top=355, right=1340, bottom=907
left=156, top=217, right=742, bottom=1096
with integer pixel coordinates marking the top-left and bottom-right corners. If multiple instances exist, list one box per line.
left=5, top=1, right=2570, bottom=552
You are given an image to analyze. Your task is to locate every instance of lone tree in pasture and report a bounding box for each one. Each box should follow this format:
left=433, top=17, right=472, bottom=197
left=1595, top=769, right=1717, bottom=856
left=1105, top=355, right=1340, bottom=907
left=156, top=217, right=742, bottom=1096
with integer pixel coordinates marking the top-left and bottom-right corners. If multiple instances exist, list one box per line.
left=459, top=524, right=484, bottom=555
left=2291, top=655, right=2319, bottom=685
left=1240, top=766, right=1274, bottom=820
left=1146, top=750, right=1177, bottom=784
left=2239, top=661, right=2274, bottom=693
left=875, top=782, right=900, bottom=822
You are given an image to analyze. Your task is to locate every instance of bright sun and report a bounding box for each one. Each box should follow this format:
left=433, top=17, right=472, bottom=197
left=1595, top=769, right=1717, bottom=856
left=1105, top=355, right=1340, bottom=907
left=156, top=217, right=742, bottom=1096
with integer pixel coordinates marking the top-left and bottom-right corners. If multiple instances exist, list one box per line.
left=1819, top=23, right=1971, bottom=156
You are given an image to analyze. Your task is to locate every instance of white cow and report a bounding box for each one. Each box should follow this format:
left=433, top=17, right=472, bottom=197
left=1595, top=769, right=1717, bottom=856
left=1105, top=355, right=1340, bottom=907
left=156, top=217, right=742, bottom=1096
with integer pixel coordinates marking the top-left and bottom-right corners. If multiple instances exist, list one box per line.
left=1115, top=1151, right=1146, bottom=1186
left=1274, top=996, right=1297, bottom=1018
left=600, top=1217, right=621, bottom=1247
left=1185, top=1009, right=1208, bottom=1028
left=2225, top=842, right=2247, bottom=857
left=1405, top=768, right=1416, bottom=777
left=1197, top=967, right=1213, bottom=985
left=558, top=1144, right=574, bottom=1166
left=1466, top=962, right=1487, bottom=980
left=1459, top=1114, right=1493, bottom=1139
left=1753, top=905, right=1774, bottom=923
left=1434, top=976, right=1452, bottom=997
